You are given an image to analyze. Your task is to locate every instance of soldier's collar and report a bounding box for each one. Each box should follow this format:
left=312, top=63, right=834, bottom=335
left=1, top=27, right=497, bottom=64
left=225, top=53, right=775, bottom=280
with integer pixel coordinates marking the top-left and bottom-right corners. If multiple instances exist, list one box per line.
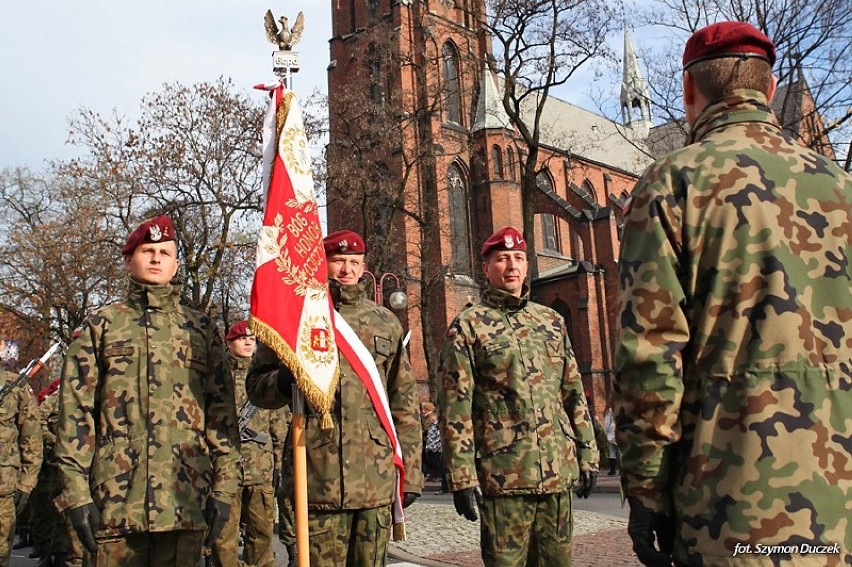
left=688, top=88, right=779, bottom=144
left=329, top=279, right=365, bottom=307
left=127, top=278, right=181, bottom=311
left=482, top=284, right=529, bottom=311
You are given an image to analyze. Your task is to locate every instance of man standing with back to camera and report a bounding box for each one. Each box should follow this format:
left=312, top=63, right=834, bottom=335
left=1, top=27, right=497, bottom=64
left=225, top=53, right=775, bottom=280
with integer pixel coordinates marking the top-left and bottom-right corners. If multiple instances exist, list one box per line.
left=614, top=22, right=851, bottom=566
left=438, top=226, right=599, bottom=567
left=53, top=215, right=240, bottom=566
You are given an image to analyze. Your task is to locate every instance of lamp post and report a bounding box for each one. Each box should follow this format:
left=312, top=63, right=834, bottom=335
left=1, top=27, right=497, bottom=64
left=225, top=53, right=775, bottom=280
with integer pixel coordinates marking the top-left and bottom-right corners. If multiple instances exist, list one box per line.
left=362, top=271, right=408, bottom=312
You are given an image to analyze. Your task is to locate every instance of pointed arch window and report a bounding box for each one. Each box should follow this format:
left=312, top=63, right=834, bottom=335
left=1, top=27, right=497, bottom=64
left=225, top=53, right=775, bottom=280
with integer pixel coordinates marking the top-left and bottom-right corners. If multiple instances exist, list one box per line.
left=367, top=43, right=385, bottom=107
left=491, top=145, right=503, bottom=179
left=442, top=42, right=462, bottom=125
left=447, top=163, right=472, bottom=274
left=506, top=147, right=515, bottom=180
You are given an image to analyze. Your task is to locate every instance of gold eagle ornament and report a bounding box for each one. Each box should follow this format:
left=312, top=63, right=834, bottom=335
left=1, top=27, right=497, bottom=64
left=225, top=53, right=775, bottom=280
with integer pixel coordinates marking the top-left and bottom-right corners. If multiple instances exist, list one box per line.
left=264, top=9, right=305, bottom=51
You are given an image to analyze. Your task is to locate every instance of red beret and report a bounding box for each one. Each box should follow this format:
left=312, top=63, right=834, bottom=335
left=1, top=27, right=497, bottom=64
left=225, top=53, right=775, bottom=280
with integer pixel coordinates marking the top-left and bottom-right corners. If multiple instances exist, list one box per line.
left=683, top=21, right=775, bottom=69
left=323, top=229, right=365, bottom=255
left=481, top=226, right=527, bottom=257
left=122, top=215, right=176, bottom=255
left=226, top=320, right=253, bottom=341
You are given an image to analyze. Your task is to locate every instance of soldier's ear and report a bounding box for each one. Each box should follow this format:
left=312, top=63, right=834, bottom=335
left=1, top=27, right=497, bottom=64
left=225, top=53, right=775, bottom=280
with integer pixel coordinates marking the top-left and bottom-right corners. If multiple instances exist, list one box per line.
left=766, top=74, right=778, bottom=103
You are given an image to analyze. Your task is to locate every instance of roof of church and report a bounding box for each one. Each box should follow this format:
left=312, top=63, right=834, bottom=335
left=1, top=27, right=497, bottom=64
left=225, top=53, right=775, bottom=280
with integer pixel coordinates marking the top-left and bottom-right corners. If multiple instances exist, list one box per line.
left=473, top=65, right=511, bottom=131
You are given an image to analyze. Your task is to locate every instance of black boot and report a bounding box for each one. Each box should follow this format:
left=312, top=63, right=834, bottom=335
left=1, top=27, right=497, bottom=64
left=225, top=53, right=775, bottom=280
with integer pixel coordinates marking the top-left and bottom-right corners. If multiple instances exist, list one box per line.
left=607, top=462, right=617, bottom=476
left=285, top=543, right=297, bottom=567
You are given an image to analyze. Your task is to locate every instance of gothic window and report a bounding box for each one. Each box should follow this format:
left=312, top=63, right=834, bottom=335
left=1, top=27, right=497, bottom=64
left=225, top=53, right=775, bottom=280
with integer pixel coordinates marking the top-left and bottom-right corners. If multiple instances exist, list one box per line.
left=541, top=213, right=559, bottom=251
left=349, top=0, right=357, bottom=33
left=536, top=170, right=554, bottom=193
left=447, top=163, right=472, bottom=274
left=442, top=42, right=462, bottom=125
left=491, top=145, right=503, bottom=179
left=583, top=179, right=596, bottom=202
left=367, top=43, right=385, bottom=107
left=506, top=147, right=515, bottom=180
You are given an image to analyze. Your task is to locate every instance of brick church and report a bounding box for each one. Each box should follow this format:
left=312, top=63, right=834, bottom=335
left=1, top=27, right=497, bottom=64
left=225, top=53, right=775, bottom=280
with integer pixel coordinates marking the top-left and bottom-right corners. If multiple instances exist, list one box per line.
left=324, top=1, right=662, bottom=416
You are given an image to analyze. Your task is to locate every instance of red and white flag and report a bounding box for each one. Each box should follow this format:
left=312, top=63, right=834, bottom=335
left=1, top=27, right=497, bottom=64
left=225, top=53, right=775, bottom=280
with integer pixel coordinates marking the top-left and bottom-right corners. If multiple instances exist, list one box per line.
left=249, top=83, right=407, bottom=538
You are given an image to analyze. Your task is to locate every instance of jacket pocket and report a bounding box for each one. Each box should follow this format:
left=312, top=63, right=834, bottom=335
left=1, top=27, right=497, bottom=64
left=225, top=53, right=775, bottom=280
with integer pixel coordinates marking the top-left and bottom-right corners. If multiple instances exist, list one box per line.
left=91, top=437, right=143, bottom=531
left=480, top=417, right=527, bottom=457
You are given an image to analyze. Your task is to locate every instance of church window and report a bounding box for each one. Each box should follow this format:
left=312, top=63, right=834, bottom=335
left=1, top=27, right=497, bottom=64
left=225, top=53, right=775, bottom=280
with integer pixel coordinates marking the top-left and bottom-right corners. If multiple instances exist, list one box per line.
left=541, top=213, right=559, bottom=252
left=491, top=145, right=503, bottom=178
left=442, top=42, right=462, bottom=125
left=536, top=170, right=554, bottom=193
left=447, top=163, right=472, bottom=274
left=367, top=43, right=385, bottom=107
left=506, top=147, right=515, bottom=180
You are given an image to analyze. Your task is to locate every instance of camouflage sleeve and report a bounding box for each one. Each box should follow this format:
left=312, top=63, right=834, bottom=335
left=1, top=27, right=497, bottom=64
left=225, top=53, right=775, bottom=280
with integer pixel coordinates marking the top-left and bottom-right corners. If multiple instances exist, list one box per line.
left=206, top=327, right=240, bottom=500
left=269, top=406, right=290, bottom=466
left=39, top=400, right=57, bottom=450
left=246, top=342, right=293, bottom=410
left=561, top=331, right=598, bottom=472
left=54, top=323, right=98, bottom=511
left=613, top=169, right=687, bottom=513
left=15, top=386, right=43, bottom=494
left=385, top=324, right=423, bottom=494
left=437, top=321, right=478, bottom=491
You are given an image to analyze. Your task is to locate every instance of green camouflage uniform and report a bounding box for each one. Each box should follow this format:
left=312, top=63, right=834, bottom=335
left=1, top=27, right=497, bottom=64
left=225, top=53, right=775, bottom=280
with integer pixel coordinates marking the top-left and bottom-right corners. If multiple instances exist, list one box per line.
left=210, top=353, right=286, bottom=567
left=614, top=90, right=852, bottom=566
left=0, top=369, right=43, bottom=567
left=246, top=280, right=423, bottom=567
left=53, top=280, right=240, bottom=564
left=28, top=388, right=61, bottom=556
left=437, top=284, right=598, bottom=566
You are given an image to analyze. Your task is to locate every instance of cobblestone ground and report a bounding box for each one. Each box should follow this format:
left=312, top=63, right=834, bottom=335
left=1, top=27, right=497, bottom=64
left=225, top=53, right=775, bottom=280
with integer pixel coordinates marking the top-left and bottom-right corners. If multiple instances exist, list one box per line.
left=391, top=503, right=640, bottom=566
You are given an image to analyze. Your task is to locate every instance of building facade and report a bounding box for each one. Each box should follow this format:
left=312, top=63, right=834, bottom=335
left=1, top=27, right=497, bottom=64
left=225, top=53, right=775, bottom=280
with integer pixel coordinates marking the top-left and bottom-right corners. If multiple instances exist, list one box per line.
left=325, top=0, right=656, bottom=416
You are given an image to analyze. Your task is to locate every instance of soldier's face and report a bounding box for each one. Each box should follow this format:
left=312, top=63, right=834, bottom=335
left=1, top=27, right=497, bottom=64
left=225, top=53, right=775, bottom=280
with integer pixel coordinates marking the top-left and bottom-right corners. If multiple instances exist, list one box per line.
left=482, top=250, right=528, bottom=297
left=327, top=253, right=366, bottom=285
left=124, top=241, right=179, bottom=286
left=227, top=335, right=256, bottom=358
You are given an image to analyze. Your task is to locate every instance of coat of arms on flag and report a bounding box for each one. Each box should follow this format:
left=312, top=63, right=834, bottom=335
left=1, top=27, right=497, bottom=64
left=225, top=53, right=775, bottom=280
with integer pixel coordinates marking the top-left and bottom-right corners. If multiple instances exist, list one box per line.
left=249, top=85, right=339, bottom=427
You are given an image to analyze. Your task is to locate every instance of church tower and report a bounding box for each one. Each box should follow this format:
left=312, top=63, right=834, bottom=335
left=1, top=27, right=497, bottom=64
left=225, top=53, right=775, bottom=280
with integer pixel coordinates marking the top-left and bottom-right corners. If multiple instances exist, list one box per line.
left=620, top=28, right=653, bottom=137
left=326, top=1, right=490, bottom=387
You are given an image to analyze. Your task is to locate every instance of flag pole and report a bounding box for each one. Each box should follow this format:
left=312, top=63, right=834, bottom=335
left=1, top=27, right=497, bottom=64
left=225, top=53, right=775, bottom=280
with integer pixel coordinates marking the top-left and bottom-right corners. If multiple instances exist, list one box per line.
left=291, top=385, right=309, bottom=567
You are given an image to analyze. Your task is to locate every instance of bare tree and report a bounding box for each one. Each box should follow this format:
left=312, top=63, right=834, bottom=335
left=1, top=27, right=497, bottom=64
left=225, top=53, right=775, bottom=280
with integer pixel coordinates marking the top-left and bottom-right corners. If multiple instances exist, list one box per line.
left=633, top=0, right=851, bottom=168
left=59, top=78, right=267, bottom=321
left=482, top=0, right=623, bottom=277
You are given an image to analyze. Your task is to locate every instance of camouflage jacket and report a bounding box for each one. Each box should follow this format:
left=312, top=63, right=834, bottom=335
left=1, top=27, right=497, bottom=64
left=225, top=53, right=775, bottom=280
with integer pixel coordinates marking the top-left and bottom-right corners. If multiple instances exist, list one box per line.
left=614, top=90, right=852, bottom=565
left=54, top=279, right=240, bottom=536
left=246, top=280, right=423, bottom=510
left=231, top=354, right=286, bottom=486
left=437, top=285, right=598, bottom=497
left=0, top=370, right=43, bottom=496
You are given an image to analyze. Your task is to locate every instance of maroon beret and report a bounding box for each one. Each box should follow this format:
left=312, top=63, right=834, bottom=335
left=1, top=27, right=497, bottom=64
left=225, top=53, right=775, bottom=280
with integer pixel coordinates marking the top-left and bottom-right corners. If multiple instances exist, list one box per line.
left=226, top=320, right=253, bottom=341
left=122, top=215, right=176, bottom=255
left=683, top=21, right=775, bottom=69
left=323, top=229, right=365, bottom=255
left=481, top=226, right=527, bottom=257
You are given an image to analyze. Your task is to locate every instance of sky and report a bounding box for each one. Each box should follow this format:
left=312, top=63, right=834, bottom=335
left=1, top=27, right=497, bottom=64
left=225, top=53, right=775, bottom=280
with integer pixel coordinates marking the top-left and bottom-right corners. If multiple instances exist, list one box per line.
left=0, top=1, right=333, bottom=170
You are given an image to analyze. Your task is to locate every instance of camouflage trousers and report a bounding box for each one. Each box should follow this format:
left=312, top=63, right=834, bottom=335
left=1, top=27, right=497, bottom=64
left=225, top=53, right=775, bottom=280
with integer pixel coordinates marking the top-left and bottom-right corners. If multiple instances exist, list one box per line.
left=89, top=530, right=205, bottom=567
left=211, top=484, right=275, bottom=567
left=0, top=495, right=15, bottom=567
left=479, top=491, right=573, bottom=567
left=277, top=485, right=295, bottom=546
left=307, top=506, right=392, bottom=567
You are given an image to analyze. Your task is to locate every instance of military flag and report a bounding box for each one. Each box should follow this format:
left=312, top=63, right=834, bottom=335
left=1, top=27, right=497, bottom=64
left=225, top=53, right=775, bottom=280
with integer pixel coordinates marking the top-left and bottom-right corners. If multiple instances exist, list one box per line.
left=249, top=83, right=407, bottom=539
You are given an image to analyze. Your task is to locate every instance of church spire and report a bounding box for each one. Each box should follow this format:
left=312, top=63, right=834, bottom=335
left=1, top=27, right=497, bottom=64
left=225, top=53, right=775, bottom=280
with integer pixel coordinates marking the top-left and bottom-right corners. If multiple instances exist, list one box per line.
left=473, top=63, right=511, bottom=132
left=620, top=27, right=653, bottom=137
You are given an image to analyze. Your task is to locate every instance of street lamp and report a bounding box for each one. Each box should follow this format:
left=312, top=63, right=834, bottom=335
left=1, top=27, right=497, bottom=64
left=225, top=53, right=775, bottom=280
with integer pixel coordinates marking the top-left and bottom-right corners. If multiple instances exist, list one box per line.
left=362, top=271, right=408, bottom=312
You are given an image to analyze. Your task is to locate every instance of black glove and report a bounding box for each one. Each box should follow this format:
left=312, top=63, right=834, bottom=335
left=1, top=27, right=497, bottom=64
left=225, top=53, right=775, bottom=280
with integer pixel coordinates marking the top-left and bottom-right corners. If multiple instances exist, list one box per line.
left=452, top=486, right=483, bottom=522
left=627, top=497, right=675, bottom=567
left=204, top=498, right=231, bottom=547
left=272, top=469, right=282, bottom=497
left=402, top=492, right=419, bottom=508
left=575, top=470, right=598, bottom=499
left=14, top=490, right=30, bottom=516
left=68, top=503, right=100, bottom=554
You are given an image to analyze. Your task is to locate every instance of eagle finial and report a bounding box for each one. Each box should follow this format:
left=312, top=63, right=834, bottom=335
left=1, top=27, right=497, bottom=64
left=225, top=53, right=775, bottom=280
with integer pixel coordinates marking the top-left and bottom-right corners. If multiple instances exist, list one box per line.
left=264, top=9, right=305, bottom=51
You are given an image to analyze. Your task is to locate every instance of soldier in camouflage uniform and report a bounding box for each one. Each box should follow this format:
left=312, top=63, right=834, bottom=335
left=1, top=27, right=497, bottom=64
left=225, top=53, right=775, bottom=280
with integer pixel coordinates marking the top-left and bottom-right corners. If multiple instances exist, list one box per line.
left=53, top=215, right=240, bottom=567
left=246, top=229, right=423, bottom=567
left=614, top=22, right=851, bottom=567
left=437, top=226, right=599, bottom=567
left=210, top=320, right=285, bottom=567
left=0, top=367, right=43, bottom=567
